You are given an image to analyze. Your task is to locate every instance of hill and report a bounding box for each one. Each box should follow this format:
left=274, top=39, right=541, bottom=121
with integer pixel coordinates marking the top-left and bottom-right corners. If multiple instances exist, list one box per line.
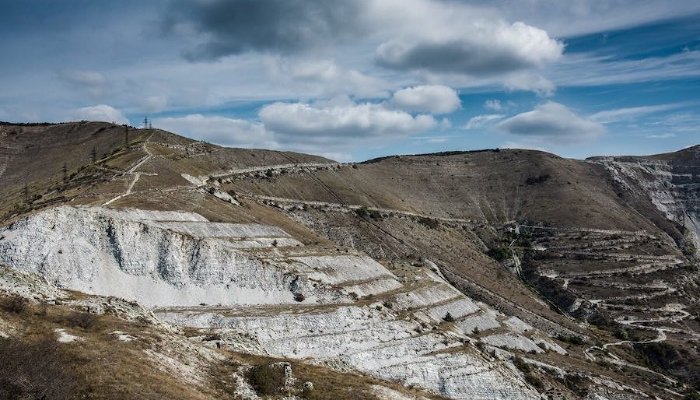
left=0, top=121, right=698, bottom=399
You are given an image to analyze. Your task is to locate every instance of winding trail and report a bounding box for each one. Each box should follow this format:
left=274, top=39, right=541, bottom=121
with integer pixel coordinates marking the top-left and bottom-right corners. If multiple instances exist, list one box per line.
left=103, top=136, right=154, bottom=206
left=583, top=304, right=696, bottom=389
left=250, top=194, right=477, bottom=225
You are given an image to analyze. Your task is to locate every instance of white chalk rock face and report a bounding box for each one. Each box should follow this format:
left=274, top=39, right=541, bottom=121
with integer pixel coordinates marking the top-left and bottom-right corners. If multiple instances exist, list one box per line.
left=0, top=206, right=334, bottom=307
left=595, top=156, right=700, bottom=255
left=0, top=206, right=548, bottom=399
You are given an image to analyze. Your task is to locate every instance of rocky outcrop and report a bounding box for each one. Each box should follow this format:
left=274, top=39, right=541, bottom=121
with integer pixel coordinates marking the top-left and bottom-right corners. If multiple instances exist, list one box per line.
left=0, top=206, right=550, bottom=399
left=592, top=152, right=700, bottom=256
left=0, top=206, right=340, bottom=307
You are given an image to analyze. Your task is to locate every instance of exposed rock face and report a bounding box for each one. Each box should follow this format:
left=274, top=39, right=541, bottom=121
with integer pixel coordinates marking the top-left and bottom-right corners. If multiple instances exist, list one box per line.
left=592, top=149, right=700, bottom=255
left=0, top=206, right=338, bottom=307
left=0, top=206, right=548, bottom=399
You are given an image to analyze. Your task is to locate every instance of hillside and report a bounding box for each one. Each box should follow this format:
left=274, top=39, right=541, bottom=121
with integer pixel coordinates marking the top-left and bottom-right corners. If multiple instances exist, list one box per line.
left=0, top=122, right=698, bottom=399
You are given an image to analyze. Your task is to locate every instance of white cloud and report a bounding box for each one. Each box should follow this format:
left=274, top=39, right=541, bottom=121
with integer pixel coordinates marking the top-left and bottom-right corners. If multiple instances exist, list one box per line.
left=550, top=50, right=700, bottom=87
left=390, top=85, right=461, bottom=114
left=267, top=58, right=392, bottom=99
left=71, top=104, right=129, bottom=124
left=484, top=100, right=502, bottom=111
left=497, top=102, right=604, bottom=143
left=463, top=114, right=505, bottom=130
left=503, top=72, right=556, bottom=96
left=153, top=114, right=275, bottom=148
left=590, top=103, right=684, bottom=123
left=485, top=1, right=700, bottom=38
left=376, top=20, right=563, bottom=77
left=646, top=133, right=676, bottom=139
left=260, top=96, right=437, bottom=143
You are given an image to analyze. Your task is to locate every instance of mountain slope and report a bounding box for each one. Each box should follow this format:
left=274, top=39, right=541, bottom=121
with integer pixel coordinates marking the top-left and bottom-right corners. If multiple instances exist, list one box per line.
left=0, top=121, right=698, bottom=399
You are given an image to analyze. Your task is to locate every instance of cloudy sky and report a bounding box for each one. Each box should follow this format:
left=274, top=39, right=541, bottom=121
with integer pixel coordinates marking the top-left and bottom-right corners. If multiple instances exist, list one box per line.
left=1, top=0, right=699, bottom=161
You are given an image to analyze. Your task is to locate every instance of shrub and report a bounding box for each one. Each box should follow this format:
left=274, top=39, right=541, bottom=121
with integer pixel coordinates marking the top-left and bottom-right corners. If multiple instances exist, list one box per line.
left=564, top=374, right=589, bottom=396
left=513, top=356, right=531, bottom=373
left=486, top=247, right=511, bottom=262
left=65, top=312, right=98, bottom=330
left=556, top=334, right=585, bottom=346
left=613, top=329, right=629, bottom=340
left=368, top=210, right=382, bottom=219
left=443, top=312, right=455, bottom=322
left=354, top=206, right=369, bottom=218
left=524, top=372, right=543, bottom=389
left=685, top=390, right=700, bottom=400
left=418, top=217, right=439, bottom=229
left=1, top=295, right=28, bottom=314
left=247, top=364, right=286, bottom=396
left=525, top=174, right=550, bottom=185
left=294, top=293, right=306, bottom=302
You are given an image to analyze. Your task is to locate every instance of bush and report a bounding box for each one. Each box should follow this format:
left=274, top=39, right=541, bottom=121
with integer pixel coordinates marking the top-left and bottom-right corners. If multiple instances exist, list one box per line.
left=564, top=374, right=589, bottom=396
left=443, top=312, right=455, bottom=322
left=556, top=334, right=585, bottom=346
left=418, top=217, right=440, bottom=229
left=354, top=207, right=369, bottom=218
left=513, top=356, right=531, bottom=373
left=247, top=364, right=286, bottom=396
left=65, top=312, right=98, bottom=330
left=685, top=390, right=700, bottom=400
left=294, top=293, right=306, bottom=302
left=524, top=372, right=543, bottom=389
left=613, top=329, right=629, bottom=340
left=368, top=210, right=382, bottom=219
left=486, top=247, right=511, bottom=262
left=525, top=174, right=550, bottom=185
left=1, top=295, right=28, bottom=314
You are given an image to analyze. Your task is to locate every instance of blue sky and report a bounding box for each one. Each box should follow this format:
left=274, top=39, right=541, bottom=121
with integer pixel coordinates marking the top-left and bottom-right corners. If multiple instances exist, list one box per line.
left=0, top=1, right=698, bottom=161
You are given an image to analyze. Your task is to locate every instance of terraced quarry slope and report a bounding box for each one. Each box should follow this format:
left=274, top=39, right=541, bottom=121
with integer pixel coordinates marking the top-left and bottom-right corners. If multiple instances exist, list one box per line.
left=0, top=122, right=698, bottom=399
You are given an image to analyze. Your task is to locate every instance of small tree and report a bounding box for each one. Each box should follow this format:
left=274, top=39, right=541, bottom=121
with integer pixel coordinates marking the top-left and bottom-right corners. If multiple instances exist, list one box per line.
left=62, top=163, right=68, bottom=182
left=91, top=146, right=97, bottom=163
left=443, top=312, right=455, bottom=322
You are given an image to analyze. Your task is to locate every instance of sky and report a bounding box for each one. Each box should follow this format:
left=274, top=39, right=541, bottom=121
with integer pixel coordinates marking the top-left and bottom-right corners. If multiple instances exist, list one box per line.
left=0, top=0, right=699, bottom=161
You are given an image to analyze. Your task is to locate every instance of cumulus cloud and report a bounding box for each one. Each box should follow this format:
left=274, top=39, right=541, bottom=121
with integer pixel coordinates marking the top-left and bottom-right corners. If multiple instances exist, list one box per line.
left=71, top=104, right=128, bottom=124
left=497, top=102, right=604, bottom=143
left=165, top=0, right=365, bottom=60
left=463, top=114, right=505, bottom=129
left=165, top=0, right=562, bottom=91
left=390, top=85, right=460, bottom=114
left=376, top=21, right=563, bottom=76
left=260, top=96, right=437, bottom=144
left=153, top=114, right=275, bottom=148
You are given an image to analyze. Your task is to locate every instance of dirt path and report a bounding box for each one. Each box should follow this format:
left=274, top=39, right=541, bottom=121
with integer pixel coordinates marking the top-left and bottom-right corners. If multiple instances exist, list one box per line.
left=207, top=162, right=342, bottom=183
left=251, top=194, right=477, bottom=225
left=103, top=136, right=154, bottom=206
